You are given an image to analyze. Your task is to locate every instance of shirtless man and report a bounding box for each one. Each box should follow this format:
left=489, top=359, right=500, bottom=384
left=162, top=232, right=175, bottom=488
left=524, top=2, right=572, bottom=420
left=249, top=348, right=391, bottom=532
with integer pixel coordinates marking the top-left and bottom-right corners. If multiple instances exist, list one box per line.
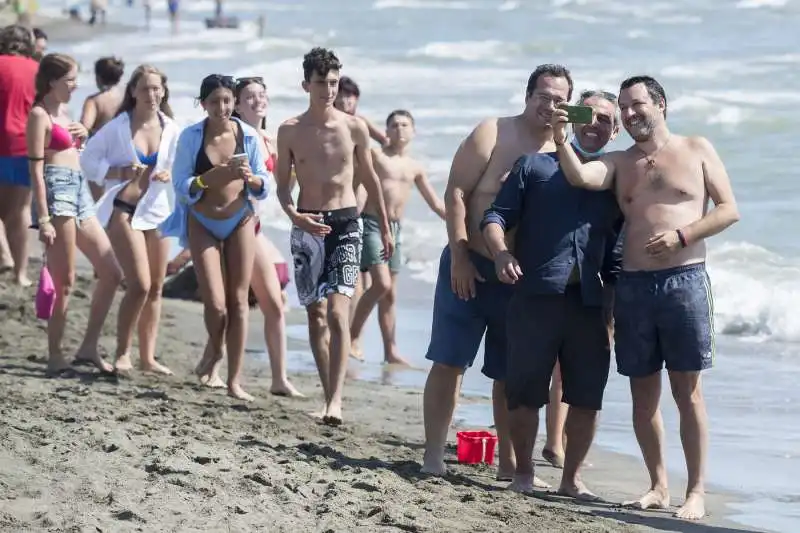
left=350, top=109, right=445, bottom=365
left=334, top=76, right=389, bottom=146
left=276, top=47, right=394, bottom=426
left=421, top=64, right=569, bottom=481
left=80, top=56, right=125, bottom=199
left=552, top=75, right=740, bottom=520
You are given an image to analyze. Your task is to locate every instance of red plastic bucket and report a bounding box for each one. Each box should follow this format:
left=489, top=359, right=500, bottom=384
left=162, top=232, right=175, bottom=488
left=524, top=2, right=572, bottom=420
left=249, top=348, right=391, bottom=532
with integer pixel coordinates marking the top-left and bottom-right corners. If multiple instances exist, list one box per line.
left=456, top=431, right=498, bottom=465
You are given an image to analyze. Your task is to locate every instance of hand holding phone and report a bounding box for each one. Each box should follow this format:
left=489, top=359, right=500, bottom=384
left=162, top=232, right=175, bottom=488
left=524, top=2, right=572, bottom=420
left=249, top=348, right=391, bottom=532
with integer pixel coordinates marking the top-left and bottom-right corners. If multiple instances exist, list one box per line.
left=559, top=104, right=594, bottom=124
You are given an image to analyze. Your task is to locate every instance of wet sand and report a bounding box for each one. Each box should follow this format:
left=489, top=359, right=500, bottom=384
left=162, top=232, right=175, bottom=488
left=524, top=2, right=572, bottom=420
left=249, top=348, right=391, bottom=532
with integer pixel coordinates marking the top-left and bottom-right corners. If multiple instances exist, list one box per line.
left=0, top=251, right=767, bottom=533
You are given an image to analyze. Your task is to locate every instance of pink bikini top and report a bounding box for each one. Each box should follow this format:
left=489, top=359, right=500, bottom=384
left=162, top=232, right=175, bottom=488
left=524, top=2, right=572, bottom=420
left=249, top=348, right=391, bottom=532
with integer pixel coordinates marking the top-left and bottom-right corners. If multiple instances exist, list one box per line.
left=265, top=153, right=276, bottom=173
left=48, top=122, right=75, bottom=151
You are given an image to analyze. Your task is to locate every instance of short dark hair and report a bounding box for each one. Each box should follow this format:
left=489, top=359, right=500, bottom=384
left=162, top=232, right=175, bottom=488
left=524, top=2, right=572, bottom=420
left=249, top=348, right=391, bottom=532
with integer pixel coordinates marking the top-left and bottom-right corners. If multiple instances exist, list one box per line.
left=32, top=28, right=47, bottom=40
left=338, top=76, right=360, bottom=98
left=0, top=24, right=34, bottom=57
left=526, top=64, right=573, bottom=100
left=302, top=47, right=342, bottom=83
left=620, top=75, right=667, bottom=118
left=95, top=56, right=125, bottom=87
left=386, top=109, right=414, bottom=127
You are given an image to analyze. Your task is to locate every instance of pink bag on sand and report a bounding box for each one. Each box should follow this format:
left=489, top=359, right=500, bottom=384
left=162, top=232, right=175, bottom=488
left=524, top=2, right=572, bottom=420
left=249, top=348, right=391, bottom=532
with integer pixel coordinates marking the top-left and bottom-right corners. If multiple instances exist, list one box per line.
left=35, top=255, right=56, bottom=320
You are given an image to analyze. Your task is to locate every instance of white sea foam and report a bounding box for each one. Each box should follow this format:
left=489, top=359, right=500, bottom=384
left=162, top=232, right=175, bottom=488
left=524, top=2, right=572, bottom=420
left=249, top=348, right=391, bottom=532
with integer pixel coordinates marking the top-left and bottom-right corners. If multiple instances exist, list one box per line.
left=735, top=0, right=788, bottom=8
left=372, top=0, right=472, bottom=9
left=408, top=41, right=512, bottom=63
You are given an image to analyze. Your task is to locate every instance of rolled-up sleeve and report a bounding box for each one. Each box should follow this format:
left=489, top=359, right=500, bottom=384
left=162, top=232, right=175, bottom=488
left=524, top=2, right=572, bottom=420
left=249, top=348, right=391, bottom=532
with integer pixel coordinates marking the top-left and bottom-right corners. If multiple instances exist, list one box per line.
left=246, top=135, right=269, bottom=201
left=480, top=155, right=528, bottom=232
left=80, top=121, right=112, bottom=185
left=172, top=128, right=203, bottom=206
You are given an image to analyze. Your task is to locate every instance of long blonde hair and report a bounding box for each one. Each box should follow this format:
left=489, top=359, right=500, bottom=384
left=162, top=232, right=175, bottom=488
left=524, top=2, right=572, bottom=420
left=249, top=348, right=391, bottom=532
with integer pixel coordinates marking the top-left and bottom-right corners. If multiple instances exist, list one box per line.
left=116, top=64, right=174, bottom=118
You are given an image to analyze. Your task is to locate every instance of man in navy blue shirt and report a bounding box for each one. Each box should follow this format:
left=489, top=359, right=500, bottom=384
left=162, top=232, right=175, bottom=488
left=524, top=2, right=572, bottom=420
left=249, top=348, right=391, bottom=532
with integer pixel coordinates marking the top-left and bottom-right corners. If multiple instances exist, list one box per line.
left=481, top=90, right=622, bottom=498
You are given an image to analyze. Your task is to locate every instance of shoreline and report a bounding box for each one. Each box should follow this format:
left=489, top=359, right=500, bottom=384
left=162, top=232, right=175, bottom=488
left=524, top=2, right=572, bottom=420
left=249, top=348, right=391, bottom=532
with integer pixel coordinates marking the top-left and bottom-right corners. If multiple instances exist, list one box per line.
left=0, top=249, right=769, bottom=532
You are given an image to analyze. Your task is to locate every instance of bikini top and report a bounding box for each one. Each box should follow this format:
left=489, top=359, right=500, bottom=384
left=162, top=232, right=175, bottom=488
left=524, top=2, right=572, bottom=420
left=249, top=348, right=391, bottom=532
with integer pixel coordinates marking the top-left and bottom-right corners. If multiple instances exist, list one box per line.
left=194, top=119, right=245, bottom=176
left=132, top=112, right=165, bottom=167
left=48, top=122, right=75, bottom=151
left=136, top=147, right=158, bottom=167
left=265, top=153, right=276, bottom=173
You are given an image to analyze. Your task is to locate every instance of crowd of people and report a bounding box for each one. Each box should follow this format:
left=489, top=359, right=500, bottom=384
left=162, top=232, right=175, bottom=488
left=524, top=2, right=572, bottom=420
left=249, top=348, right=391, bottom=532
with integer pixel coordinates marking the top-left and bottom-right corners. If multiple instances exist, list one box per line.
left=0, top=24, right=740, bottom=522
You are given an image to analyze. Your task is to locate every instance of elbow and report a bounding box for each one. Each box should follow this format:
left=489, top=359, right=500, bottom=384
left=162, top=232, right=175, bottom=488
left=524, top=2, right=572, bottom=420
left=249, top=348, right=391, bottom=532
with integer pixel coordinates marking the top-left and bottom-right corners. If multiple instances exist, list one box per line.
left=729, top=204, right=741, bottom=225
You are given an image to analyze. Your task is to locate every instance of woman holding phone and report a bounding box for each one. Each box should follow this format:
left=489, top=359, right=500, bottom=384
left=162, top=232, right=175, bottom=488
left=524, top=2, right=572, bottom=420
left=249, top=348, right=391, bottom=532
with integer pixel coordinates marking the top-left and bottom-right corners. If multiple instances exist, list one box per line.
left=159, top=74, right=268, bottom=401
left=81, top=64, right=180, bottom=375
left=27, top=53, right=122, bottom=375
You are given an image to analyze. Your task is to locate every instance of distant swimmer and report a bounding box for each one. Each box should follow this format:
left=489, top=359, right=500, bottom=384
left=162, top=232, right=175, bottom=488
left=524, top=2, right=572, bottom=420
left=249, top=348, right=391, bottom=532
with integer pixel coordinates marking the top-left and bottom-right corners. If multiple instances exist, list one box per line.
left=167, top=0, right=180, bottom=32
left=80, top=56, right=125, bottom=200
left=553, top=75, right=740, bottom=520
left=349, top=109, right=445, bottom=365
left=276, top=48, right=394, bottom=426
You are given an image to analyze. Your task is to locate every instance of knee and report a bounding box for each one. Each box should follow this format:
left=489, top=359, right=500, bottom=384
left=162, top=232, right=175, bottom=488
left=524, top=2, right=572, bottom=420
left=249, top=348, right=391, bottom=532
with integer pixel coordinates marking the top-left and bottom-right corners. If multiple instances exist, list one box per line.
left=56, top=270, right=77, bottom=298
left=206, top=301, right=227, bottom=326
left=147, top=278, right=164, bottom=301
left=370, top=271, right=393, bottom=297
left=126, top=276, right=151, bottom=302
left=670, top=379, right=704, bottom=411
left=327, top=305, right=348, bottom=333
left=307, top=305, right=326, bottom=331
left=226, top=293, right=250, bottom=319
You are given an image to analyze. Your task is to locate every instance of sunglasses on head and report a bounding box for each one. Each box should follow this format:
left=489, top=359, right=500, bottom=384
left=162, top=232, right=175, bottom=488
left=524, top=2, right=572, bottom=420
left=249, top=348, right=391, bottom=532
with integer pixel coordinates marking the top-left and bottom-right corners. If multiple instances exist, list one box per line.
left=236, top=76, right=265, bottom=89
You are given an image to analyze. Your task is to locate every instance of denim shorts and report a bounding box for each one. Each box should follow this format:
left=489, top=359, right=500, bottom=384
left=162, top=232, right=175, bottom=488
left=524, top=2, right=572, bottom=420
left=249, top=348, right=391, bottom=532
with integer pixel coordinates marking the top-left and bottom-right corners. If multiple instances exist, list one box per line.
left=424, top=246, right=513, bottom=381
left=614, top=263, right=714, bottom=378
left=44, top=165, right=95, bottom=222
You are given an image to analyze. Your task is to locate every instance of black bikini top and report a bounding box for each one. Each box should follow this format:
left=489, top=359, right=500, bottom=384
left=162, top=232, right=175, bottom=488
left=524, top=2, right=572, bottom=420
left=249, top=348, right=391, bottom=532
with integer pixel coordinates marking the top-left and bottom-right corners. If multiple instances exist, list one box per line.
left=194, top=119, right=245, bottom=176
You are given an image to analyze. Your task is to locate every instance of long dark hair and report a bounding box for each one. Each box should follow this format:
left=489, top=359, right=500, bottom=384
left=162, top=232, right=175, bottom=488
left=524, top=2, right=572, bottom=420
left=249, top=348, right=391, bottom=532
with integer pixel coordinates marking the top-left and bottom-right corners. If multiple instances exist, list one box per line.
left=232, top=77, right=267, bottom=130
left=34, top=53, right=76, bottom=104
left=0, top=25, right=34, bottom=57
left=117, top=64, right=173, bottom=118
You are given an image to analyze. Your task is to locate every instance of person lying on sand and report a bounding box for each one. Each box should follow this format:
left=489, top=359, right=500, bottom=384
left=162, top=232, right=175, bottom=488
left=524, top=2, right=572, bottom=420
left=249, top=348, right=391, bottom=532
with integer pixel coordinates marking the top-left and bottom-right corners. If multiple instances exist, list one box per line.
left=349, top=109, right=445, bottom=366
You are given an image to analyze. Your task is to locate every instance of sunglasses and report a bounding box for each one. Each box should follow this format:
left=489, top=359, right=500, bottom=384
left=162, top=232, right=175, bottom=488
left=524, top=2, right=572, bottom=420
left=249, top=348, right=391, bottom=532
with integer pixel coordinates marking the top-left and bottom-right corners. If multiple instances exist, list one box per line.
left=236, top=76, right=265, bottom=91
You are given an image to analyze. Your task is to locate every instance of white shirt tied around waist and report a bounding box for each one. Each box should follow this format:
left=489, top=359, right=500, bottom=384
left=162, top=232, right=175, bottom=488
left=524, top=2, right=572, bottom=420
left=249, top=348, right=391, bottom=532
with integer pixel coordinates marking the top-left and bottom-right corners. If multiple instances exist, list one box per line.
left=80, top=110, right=179, bottom=231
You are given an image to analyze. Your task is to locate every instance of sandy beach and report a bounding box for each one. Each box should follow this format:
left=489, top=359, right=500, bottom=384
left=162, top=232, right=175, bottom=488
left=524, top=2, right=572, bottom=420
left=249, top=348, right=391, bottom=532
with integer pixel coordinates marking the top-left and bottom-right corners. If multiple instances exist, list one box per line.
left=0, top=247, right=766, bottom=533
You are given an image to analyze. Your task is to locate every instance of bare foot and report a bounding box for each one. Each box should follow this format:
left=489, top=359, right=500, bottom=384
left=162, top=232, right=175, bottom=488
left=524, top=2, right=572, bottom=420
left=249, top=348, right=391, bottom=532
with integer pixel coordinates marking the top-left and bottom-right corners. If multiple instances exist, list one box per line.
left=349, top=340, right=364, bottom=362
left=675, top=492, right=705, bottom=520
left=421, top=450, right=447, bottom=476
left=73, top=350, right=114, bottom=374
left=114, top=353, right=134, bottom=372
left=15, top=274, right=32, bottom=287
left=542, top=448, right=565, bottom=469
left=496, top=467, right=515, bottom=482
left=140, top=360, right=173, bottom=375
left=270, top=380, right=304, bottom=397
left=202, top=372, right=226, bottom=388
left=384, top=353, right=412, bottom=366
left=323, top=401, right=343, bottom=426
left=558, top=479, right=600, bottom=502
left=508, top=474, right=535, bottom=494
left=194, top=346, right=222, bottom=383
left=46, top=352, right=73, bottom=378
left=623, top=487, right=671, bottom=510
left=227, top=383, right=254, bottom=402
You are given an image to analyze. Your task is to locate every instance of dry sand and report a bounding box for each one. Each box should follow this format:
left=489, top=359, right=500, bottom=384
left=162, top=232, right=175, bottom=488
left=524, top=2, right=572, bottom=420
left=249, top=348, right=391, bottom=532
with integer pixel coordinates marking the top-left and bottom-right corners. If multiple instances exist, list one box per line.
left=0, top=257, right=765, bottom=533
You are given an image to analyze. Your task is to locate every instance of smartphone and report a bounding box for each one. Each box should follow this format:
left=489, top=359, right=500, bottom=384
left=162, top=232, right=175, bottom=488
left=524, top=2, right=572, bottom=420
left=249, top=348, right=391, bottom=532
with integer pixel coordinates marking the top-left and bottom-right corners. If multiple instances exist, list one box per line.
left=230, top=153, right=248, bottom=164
left=562, top=105, right=594, bottom=124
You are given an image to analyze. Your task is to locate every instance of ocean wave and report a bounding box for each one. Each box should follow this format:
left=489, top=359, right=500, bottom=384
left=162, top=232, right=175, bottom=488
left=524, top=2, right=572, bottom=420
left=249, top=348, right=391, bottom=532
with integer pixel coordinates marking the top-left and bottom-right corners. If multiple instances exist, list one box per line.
left=372, top=0, right=472, bottom=9
left=407, top=40, right=513, bottom=63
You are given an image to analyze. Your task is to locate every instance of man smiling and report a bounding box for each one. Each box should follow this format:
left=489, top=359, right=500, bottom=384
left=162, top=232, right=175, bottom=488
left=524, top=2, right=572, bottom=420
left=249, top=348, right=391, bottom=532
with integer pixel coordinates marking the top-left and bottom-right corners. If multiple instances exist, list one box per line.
left=481, top=89, right=623, bottom=497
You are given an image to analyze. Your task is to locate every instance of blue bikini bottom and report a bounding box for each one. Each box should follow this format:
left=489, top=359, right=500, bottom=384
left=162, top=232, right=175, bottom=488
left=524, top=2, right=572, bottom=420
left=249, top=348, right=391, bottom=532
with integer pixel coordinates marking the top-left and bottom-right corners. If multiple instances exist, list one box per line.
left=190, top=203, right=252, bottom=241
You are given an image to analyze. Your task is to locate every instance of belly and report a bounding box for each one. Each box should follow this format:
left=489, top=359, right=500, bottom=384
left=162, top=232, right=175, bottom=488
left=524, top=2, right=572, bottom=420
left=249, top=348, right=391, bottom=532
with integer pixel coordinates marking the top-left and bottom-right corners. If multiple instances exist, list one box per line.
left=622, top=200, right=708, bottom=271
left=296, top=175, right=357, bottom=211
left=195, top=181, right=248, bottom=219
